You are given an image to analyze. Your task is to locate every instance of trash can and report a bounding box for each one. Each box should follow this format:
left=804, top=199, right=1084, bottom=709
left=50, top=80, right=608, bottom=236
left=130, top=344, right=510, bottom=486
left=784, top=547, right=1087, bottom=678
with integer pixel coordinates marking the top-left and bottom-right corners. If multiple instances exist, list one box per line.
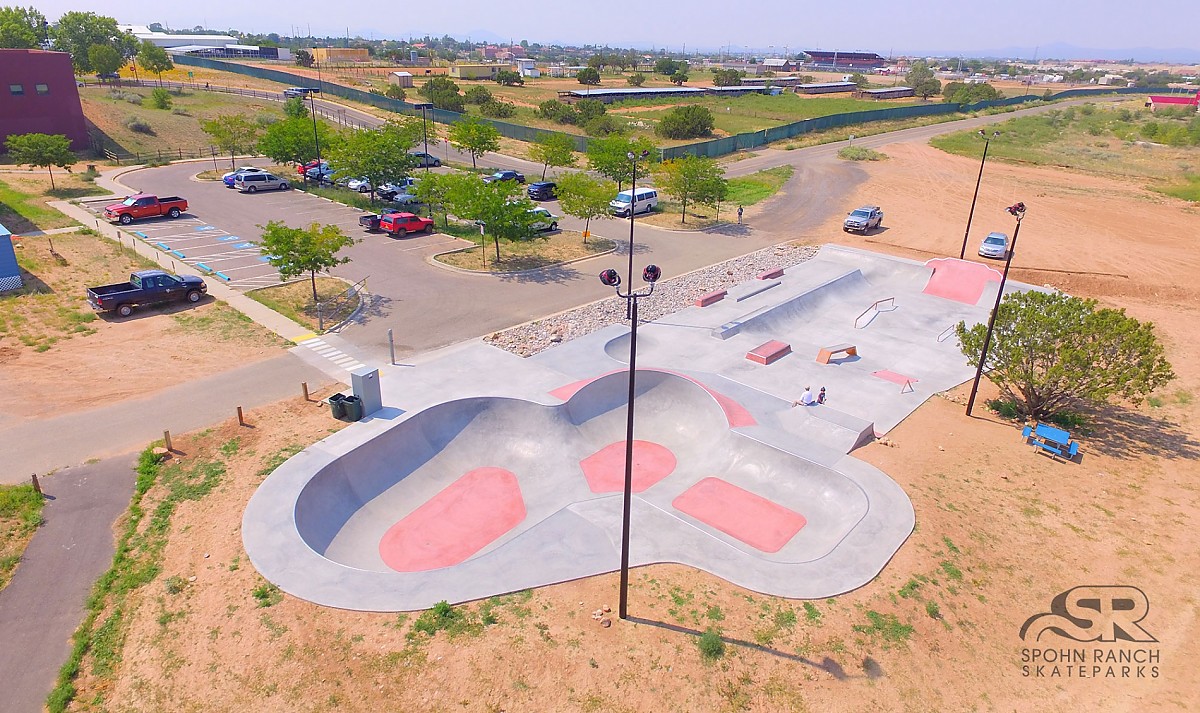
left=328, top=393, right=347, bottom=420
left=342, top=395, right=364, bottom=422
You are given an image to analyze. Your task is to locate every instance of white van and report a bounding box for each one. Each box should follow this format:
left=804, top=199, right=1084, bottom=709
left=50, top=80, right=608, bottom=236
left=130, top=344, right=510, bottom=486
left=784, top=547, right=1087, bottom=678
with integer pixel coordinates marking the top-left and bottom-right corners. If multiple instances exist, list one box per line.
left=610, top=187, right=658, bottom=217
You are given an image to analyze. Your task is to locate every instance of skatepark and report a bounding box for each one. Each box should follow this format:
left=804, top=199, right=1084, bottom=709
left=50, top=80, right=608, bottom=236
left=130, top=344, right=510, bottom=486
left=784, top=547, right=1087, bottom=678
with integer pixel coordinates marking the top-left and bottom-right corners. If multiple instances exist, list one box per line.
left=243, top=245, right=1026, bottom=612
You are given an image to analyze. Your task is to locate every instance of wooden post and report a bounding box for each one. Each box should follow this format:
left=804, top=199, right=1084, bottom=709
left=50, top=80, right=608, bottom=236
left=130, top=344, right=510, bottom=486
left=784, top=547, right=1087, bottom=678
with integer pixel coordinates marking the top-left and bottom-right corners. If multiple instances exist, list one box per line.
left=301, top=382, right=310, bottom=402
left=31, top=473, right=41, bottom=495
left=237, top=406, right=246, bottom=426
left=163, top=430, right=173, bottom=452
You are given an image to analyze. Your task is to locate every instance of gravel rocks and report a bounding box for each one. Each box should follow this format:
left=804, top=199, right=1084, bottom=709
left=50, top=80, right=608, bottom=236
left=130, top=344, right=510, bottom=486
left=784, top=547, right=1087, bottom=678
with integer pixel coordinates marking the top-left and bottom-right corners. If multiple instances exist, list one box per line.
left=484, top=242, right=820, bottom=357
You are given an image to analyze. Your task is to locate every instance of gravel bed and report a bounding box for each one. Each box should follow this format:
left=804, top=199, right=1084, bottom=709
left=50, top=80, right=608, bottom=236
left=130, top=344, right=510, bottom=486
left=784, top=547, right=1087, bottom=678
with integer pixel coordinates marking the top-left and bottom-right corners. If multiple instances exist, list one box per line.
left=484, top=242, right=821, bottom=357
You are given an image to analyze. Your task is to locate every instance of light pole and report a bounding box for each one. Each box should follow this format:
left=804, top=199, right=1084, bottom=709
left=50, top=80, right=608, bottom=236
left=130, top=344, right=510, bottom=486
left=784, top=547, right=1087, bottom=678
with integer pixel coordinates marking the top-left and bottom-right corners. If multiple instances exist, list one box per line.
left=959, top=130, right=1000, bottom=259
left=625, top=149, right=650, bottom=319
left=412, top=102, right=433, bottom=174
left=597, top=262, right=663, bottom=620
left=966, top=202, right=1026, bottom=417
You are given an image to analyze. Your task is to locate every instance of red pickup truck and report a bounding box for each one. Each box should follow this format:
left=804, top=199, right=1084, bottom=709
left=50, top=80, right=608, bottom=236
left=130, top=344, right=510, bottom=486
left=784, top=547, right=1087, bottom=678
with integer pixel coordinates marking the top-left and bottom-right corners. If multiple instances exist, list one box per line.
left=104, top=194, right=188, bottom=225
left=379, top=212, right=435, bottom=237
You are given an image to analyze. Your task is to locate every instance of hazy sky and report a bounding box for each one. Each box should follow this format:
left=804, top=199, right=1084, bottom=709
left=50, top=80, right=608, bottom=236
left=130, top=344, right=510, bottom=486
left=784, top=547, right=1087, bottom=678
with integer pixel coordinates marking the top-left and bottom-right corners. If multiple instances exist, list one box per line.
left=28, top=0, right=1200, bottom=57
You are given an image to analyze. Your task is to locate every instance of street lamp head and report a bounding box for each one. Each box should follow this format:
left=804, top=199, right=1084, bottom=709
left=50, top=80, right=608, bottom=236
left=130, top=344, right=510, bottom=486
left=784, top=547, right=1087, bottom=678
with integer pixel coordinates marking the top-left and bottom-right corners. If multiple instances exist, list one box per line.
left=627, top=151, right=635, bottom=160
left=1006, top=202, right=1026, bottom=217
left=642, top=264, right=662, bottom=283
left=599, top=268, right=622, bottom=288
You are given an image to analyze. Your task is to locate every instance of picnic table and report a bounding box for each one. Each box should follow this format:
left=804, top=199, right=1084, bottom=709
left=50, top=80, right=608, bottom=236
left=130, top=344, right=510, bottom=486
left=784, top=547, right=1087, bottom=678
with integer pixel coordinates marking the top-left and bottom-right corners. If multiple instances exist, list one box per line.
left=1021, top=422, right=1080, bottom=462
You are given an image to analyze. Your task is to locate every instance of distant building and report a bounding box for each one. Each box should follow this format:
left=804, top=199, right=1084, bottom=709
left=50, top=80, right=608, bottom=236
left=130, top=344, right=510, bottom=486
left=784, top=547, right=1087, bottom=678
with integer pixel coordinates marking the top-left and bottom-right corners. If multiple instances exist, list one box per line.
left=388, top=71, right=414, bottom=88
left=513, top=59, right=540, bottom=78
left=0, top=49, right=88, bottom=151
left=450, top=64, right=501, bottom=80
left=803, top=50, right=886, bottom=70
left=557, top=86, right=704, bottom=104
left=1147, top=89, right=1199, bottom=112
left=795, top=81, right=857, bottom=95
left=853, top=86, right=915, bottom=100
left=119, top=25, right=236, bottom=49
left=762, top=58, right=800, bottom=72
left=312, top=48, right=369, bottom=63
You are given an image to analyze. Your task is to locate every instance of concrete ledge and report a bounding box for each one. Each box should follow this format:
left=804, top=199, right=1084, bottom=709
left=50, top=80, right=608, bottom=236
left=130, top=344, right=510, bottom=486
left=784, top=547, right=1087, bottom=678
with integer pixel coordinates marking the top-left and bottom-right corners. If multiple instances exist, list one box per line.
left=695, top=289, right=727, bottom=307
left=758, top=267, right=784, bottom=280
left=746, top=340, right=792, bottom=365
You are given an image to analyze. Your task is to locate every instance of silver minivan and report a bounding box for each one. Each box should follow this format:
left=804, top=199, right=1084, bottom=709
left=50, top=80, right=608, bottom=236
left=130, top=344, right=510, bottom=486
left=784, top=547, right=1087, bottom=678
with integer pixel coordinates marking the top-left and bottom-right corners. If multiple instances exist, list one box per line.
left=610, top=187, right=658, bottom=217
left=235, top=172, right=290, bottom=193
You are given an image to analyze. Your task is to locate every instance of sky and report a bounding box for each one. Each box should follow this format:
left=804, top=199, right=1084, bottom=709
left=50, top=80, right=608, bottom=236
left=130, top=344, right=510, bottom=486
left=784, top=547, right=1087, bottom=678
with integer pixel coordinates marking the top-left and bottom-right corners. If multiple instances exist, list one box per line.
left=27, top=0, right=1200, bottom=61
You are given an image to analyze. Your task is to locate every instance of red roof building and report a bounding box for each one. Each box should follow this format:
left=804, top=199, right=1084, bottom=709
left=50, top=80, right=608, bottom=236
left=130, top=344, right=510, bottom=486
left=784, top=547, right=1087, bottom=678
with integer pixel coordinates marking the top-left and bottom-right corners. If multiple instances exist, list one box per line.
left=0, top=49, right=89, bottom=151
left=1147, top=89, right=1199, bottom=111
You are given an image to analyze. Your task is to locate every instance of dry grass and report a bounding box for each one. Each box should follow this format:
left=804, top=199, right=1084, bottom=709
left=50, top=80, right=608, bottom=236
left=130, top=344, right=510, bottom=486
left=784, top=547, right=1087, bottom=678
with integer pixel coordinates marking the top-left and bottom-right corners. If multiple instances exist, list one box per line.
left=246, top=276, right=361, bottom=331
left=435, top=230, right=615, bottom=271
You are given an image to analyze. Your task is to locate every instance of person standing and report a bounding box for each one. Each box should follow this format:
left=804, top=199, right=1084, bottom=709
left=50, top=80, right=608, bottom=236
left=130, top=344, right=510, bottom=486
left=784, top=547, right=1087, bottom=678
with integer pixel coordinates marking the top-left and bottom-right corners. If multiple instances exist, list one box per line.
left=737, top=205, right=744, bottom=224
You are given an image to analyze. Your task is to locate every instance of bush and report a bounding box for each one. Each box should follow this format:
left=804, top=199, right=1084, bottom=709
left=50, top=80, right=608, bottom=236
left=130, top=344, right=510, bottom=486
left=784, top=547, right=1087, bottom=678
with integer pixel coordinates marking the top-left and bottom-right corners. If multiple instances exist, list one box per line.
left=986, top=398, right=1022, bottom=419
left=479, top=99, right=515, bottom=118
left=123, top=116, right=154, bottom=134
left=171, top=107, right=190, bottom=116
left=255, top=113, right=279, bottom=127
left=583, top=115, right=622, bottom=136
left=108, top=90, right=142, bottom=105
left=538, top=99, right=576, bottom=124
left=464, top=85, right=493, bottom=105
left=150, top=88, right=172, bottom=110
left=627, top=72, right=646, bottom=87
left=837, top=146, right=888, bottom=161
left=574, top=99, right=606, bottom=124
left=655, top=105, right=714, bottom=139
left=384, top=85, right=406, bottom=101
left=697, top=629, right=726, bottom=660
left=429, top=89, right=465, bottom=113
left=495, top=70, right=524, bottom=86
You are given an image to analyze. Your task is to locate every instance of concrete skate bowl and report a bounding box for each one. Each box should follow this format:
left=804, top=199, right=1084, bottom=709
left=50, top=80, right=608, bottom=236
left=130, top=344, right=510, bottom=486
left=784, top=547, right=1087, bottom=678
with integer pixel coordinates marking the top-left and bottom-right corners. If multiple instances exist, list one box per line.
left=243, top=370, right=914, bottom=611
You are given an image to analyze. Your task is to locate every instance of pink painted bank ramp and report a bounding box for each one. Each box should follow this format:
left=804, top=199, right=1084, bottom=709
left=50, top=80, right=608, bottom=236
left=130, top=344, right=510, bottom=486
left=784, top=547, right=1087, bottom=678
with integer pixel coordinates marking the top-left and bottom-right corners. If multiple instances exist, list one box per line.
left=580, top=440, right=677, bottom=493
left=673, top=477, right=807, bottom=553
left=923, top=258, right=1002, bottom=304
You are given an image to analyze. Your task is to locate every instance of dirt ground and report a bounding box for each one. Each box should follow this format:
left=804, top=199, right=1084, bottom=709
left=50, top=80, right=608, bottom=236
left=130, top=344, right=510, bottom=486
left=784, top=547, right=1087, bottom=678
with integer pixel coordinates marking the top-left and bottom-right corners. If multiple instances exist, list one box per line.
left=59, top=136, right=1200, bottom=711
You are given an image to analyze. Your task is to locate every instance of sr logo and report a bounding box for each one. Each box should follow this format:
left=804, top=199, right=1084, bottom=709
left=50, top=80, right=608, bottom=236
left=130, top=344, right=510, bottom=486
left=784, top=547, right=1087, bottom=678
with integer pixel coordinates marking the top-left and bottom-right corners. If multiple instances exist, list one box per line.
left=1020, top=586, right=1156, bottom=643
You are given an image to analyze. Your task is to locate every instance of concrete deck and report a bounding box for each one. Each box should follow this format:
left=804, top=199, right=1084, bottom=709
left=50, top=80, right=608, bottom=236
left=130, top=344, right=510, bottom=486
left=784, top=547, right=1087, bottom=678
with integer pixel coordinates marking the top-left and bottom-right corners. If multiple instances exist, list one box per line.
left=243, top=246, right=1033, bottom=611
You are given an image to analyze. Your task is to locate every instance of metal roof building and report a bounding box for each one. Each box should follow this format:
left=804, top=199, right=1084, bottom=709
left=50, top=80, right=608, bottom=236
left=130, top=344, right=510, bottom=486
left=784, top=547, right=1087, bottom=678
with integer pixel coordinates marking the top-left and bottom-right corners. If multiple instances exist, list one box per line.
left=557, top=86, right=705, bottom=104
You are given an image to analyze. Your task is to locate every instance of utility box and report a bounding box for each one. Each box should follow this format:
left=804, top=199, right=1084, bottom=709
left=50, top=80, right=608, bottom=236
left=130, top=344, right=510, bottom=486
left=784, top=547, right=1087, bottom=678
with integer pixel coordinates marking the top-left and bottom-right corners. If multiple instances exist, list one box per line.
left=351, top=366, right=382, bottom=417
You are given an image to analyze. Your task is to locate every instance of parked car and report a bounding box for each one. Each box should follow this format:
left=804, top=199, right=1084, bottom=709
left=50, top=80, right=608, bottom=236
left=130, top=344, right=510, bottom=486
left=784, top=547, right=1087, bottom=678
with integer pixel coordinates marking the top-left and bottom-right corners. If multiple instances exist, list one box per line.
left=103, top=194, right=188, bottom=225
left=977, top=232, right=1010, bottom=259
left=377, top=177, right=418, bottom=200
left=222, top=166, right=270, bottom=188
left=359, top=209, right=403, bottom=232
left=843, top=205, right=883, bottom=233
left=527, top=181, right=557, bottom=200
left=528, top=207, right=559, bottom=232
left=383, top=190, right=420, bottom=205
left=483, top=170, right=524, bottom=184
left=283, top=87, right=320, bottom=98
left=410, top=152, right=441, bottom=167
left=87, top=270, right=207, bottom=318
left=306, top=164, right=336, bottom=183
left=235, top=172, right=290, bottom=192
left=609, top=187, right=658, bottom=217
left=378, top=212, right=435, bottom=237
left=298, top=159, right=327, bottom=176
left=347, top=177, right=373, bottom=193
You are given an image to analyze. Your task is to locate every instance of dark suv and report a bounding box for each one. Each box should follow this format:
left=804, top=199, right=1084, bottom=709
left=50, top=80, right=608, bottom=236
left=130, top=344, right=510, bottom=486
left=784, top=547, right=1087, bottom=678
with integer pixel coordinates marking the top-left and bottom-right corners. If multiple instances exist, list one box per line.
left=527, top=181, right=556, bottom=200
left=843, top=205, right=883, bottom=234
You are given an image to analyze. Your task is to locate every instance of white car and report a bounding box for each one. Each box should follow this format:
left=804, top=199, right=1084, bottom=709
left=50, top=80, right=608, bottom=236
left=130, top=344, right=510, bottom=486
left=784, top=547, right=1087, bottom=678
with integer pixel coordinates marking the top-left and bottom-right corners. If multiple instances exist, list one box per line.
left=978, top=232, right=1010, bottom=259
left=346, top=177, right=373, bottom=193
left=528, top=207, right=559, bottom=232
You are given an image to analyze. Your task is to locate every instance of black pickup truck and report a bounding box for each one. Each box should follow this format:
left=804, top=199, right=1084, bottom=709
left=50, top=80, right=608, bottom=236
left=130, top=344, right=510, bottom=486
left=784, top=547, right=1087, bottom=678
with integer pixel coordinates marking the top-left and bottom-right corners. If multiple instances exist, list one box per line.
left=358, top=208, right=402, bottom=231
left=87, top=270, right=208, bottom=317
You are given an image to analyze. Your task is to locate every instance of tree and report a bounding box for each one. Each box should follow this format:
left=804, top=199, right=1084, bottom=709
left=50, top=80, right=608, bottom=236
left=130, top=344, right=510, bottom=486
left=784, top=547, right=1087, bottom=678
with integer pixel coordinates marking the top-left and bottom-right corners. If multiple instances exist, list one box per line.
left=669, top=72, right=689, bottom=86
left=587, top=134, right=657, bottom=191
left=528, top=132, right=577, bottom=180
left=51, top=11, right=132, bottom=73
left=136, top=39, right=174, bottom=86
left=87, top=43, right=122, bottom=79
left=443, top=177, right=535, bottom=261
left=627, top=72, right=646, bottom=87
left=258, top=117, right=340, bottom=168
left=464, top=85, right=492, bottom=104
left=574, top=99, right=606, bottom=125
left=656, top=105, right=714, bottom=139
left=327, top=119, right=420, bottom=201
left=258, top=221, right=356, bottom=305
left=555, top=171, right=615, bottom=243
left=943, top=81, right=1002, bottom=104
left=283, top=96, right=309, bottom=120
left=294, top=49, right=313, bottom=67
left=479, top=99, right=515, bottom=118
left=955, top=290, right=1174, bottom=419
left=655, top=58, right=680, bottom=76
left=201, top=114, right=261, bottom=170
left=448, top=115, right=499, bottom=169
left=495, top=70, right=523, bottom=86
left=413, top=172, right=463, bottom=227
left=906, top=61, right=941, bottom=100
left=0, top=5, right=47, bottom=49
left=538, top=99, right=576, bottom=124
left=150, top=87, right=172, bottom=109
left=4, top=132, right=74, bottom=190
left=849, top=72, right=870, bottom=89
left=576, top=67, right=600, bottom=85
left=653, top=155, right=726, bottom=224
left=419, top=76, right=460, bottom=97
left=384, top=84, right=406, bottom=101
left=711, top=69, right=743, bottom=87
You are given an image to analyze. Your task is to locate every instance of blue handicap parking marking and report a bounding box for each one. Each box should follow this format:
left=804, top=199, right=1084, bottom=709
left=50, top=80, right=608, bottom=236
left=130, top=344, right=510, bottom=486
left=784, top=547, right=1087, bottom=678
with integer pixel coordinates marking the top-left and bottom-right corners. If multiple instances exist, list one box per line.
left=258, top=256, right=273, bottom=262
left=218, top=235, right=240, bottom=242
left=194, top=225, right=217, bottom=231
left=234, top=242, right=256, bottom=249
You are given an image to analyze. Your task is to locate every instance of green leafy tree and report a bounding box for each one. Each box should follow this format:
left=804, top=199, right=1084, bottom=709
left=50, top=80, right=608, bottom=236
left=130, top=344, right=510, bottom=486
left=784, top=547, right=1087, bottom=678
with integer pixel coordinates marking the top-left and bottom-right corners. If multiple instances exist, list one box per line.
left=479, top=99, right=515, bottom=118
left=413, top=172, right=463, bottom=227
left=943, top=81, right=1003, bottom=104
left=669, top=72, right=689, bottom=86
left=51, top=11, right=133, bottom=73
left=654, top=58, right=680, bottom=76
left=906, top=61, right=941, bottom=100
left=586, top=134, right=657, bottom=191
left=4, top=132, right=74, bottom=190
left=87, top=43, right=122, bottom=78
left=627, top=72, right=646, bottom=87
left=586, top=54, right=604, bottom=70
left=384, top=84, right=406, bottom=101
left=555, top=171, right=615, bottom=243
left=849, top=72, right=870, bottom=89
left=258, top=221, right=356, bottom=305
left=0, top=5, right=47, bottom=49
left=711, top=69, right=743, bottom=86
left=419, top=76, right=460, bottom=97
left=327, top=119, right=421, bottom=201
left=528, top=132, right=577, bottom=180
left=448, top=115, right=500, bottom=169
left=283, top=96, right=309, bottom=119
left=955, top=290, right=1174, bottom=419
left=257, top=117, right=340, bottom=168
left=655, top=105, right=714, bottom=139
left=150, top=87, right=172, bottom=109
left=419, top=76, right=464, bottom=111
left=538, top=99, right=576, bottom=124
left=201, top=114, right=261, bottom=170
left=576, top=67, right=601, bottom=85
left=464, top=85, right=492, bottom=104
left=136, top=39, right=174, bottom=86
left=495, top=69, right=523, bottom=86
left=294, top=49, right=313, bottom=67
left=444, top=177, right=535, bottom=260
left=584, top=115, right=622, bottom=137
left=653, top=155, right=726, bottom=224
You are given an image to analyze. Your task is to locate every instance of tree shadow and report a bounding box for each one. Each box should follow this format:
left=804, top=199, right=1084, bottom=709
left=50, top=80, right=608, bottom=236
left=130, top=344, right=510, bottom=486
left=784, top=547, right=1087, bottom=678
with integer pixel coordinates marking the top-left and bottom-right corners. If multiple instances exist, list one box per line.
left=610, top=239, right=652, bottom=257
left=702, top=222, right=752, bottom=237
left=84, top=118, right=128, bottom=158
left=626, top=616, right=883, bottom=681
left=1, top=266, right=54, bottom=296
left=1076, top=403, right=1200, bottom=460
left=494, top=263, right=583, bottom=285
left=347, top=292, right=393, bottom=325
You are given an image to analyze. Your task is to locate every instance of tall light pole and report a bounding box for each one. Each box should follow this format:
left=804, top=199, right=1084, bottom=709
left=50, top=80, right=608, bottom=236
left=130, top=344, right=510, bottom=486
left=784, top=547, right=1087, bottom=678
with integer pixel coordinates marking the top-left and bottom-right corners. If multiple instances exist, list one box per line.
left=412, top=101, right=433, bottom=173
left=625, top=149, right=650, bottom=320
left=959, top=130, right=1000, bottom=259
left=598, top=263, right=663, bottom=620
left=966, top=202, right=1026, bottom=417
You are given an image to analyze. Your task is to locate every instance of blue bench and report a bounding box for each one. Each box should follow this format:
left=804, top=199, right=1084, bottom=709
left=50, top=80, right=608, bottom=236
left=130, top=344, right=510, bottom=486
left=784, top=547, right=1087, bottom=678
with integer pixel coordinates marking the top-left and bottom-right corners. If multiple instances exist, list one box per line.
left=1022, top=424, right=1080, bottom=462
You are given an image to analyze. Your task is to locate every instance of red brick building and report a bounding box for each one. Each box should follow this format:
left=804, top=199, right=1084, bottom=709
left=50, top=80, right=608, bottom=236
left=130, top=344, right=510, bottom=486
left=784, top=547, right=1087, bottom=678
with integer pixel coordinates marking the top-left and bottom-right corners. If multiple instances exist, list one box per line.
left=0, top=49, right=89, bottom=151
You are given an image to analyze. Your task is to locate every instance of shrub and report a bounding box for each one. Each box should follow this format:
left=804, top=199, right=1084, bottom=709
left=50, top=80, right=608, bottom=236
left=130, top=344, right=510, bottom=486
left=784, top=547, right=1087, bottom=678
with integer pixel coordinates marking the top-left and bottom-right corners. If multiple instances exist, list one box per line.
left=150, top=87, right=172, bottom=109
left=429, top=89, right=465, bottom=113
left=627, top=72, right=646, bottom=87
left=575, top=98, right=606, bottom=124
left=538, top=99, right=576, bottom=124
left=384, top=85, right=406, bottom=101
left=584, top=115, right=622, bottom=136
left=123, top=116, right=154, bottom=134
left=655, top=105, right=714, bottom=139
left=255, top=113, right=279, bottom=127
left=479, top=100, right=515, bottom=118
left=171, top=107, right=190, bottom=116
left=697, top=629, right=726, bottom=660
left=837, top=146, right=888, bottom=161
left=464, top=85, right=493, bottom=105
left=986, top=398, right=1021, bottom=420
